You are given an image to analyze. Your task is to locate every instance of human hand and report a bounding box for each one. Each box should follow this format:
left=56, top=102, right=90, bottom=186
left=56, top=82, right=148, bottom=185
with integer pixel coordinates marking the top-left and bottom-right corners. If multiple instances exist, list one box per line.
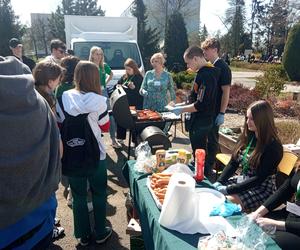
left=170, top=106, right=183, bottom=116
left=216, top=185, right=228, bottom=195
left=128, top=82, right=135, bottom=89
left=247, top=211, right=261, bottom=221
left=168, top=101, right=176, bottom=107
left=212, top=181, right=222, bottom=189
left=140, top=89, right=148, bottom=96
left=215, top=113, right=225, bottom=126
left=256, top=218, right=278, bottom=234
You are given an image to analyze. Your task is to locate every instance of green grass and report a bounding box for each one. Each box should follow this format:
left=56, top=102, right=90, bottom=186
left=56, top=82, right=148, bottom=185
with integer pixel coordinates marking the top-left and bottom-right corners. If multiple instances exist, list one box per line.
left=230, top=66, right=257, bottom=72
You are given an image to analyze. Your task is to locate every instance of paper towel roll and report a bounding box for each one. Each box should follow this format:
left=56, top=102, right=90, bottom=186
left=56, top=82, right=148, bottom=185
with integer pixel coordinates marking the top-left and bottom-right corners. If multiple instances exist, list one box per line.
left=159, top=173, right=201, bottom=233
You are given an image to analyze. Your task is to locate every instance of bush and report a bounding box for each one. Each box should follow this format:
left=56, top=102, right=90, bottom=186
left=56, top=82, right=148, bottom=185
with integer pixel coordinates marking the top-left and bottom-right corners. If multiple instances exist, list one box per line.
left=283, top=22, right=300, bottom=81
left=171, top=70, right=196, bottom=89
left=228, top=84, right=261, bottom=113
left=254, top=64, right=288, bottom=98
left=276, top=120, right=300, bottom=144
left=274, top=99, right=300, bottom=119
left=230, top=61, right=267, bottom=71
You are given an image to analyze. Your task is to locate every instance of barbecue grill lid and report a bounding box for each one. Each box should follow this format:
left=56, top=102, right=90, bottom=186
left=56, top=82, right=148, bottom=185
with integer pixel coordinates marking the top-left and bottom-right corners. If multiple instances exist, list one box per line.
left=110, top=86, right=134, bottom=129
left=140, top=126, right=171, bottom=154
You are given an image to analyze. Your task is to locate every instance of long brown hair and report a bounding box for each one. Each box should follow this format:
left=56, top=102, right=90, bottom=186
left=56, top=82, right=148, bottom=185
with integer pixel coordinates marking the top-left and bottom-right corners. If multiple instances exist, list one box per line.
left=124, top=58, right=141, bottom=78
left=233, top=100, right=281, bottom=168
left=74, top=61, right=101, bottom=95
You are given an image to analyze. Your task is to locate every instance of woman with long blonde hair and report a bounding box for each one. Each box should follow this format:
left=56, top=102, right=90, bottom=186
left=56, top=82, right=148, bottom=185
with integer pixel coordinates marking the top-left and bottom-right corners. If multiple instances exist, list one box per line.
left=89, top=46, right=121, bottom=148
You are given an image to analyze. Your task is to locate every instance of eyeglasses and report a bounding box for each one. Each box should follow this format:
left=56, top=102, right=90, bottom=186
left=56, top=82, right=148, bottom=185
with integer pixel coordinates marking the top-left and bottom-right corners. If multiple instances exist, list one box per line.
left=57, top=48, right=65, bottom=54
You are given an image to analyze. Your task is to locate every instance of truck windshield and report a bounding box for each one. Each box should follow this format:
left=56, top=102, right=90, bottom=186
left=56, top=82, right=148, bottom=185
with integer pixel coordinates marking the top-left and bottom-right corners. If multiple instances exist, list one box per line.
left=73, top=42, right=142, bottom=70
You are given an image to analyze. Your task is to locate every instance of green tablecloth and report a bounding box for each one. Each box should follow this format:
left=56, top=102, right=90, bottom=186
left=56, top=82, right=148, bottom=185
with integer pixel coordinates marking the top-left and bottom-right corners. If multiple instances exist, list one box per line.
left=122, top=160, right=281, bottom=250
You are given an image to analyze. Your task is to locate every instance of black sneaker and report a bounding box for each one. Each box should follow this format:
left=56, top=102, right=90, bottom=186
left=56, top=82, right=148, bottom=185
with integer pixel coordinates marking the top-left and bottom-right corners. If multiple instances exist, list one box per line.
left=95, top=227, right=112, bottom=244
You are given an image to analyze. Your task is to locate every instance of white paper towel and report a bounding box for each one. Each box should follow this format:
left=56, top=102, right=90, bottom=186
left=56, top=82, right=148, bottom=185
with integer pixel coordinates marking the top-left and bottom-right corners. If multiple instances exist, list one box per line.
left=159, top=173, right=210, bottom=234
left=158, top=173, right=235, bottom=235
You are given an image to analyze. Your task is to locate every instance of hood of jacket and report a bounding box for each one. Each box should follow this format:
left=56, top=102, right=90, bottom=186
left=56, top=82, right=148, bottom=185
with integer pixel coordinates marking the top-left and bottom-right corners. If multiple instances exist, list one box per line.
left=62, top=89, right=107, bottom=116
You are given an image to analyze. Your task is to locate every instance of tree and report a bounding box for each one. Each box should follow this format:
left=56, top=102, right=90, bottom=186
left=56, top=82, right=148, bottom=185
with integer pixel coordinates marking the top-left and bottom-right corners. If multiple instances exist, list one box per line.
left=144, top=0, right=197, bottom=39
left=131, top=0, right=160, bottom=70
left=73, top=0, right=104, bottom=16
left=164, top=11, right=188, bottom=71
left=0, top=0, right=25, bottom=56
left=199, top=24, right=208, bottom=43
left=48, top=0, right=104, bottom=43
left=225, top=0, right=246, bottom=56
left=283, top=22, right=300, bottom=81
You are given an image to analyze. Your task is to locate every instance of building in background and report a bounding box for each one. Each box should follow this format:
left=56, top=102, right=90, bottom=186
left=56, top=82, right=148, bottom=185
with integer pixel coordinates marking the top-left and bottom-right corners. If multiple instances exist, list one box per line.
left=122, top=0, right=201, bottom=44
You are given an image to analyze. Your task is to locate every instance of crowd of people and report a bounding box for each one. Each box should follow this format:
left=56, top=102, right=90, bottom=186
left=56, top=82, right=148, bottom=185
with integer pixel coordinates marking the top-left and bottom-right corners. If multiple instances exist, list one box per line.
left=0, top=36, right=299, bottom=250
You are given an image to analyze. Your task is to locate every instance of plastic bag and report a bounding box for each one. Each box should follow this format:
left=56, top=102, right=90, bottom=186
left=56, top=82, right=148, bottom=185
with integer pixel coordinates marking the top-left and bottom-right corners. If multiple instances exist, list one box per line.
left=163, top=163, right=194, bottom=177
left=210, top=202, right=242, bottom=217
left=134, top=141, right=154, bottom=173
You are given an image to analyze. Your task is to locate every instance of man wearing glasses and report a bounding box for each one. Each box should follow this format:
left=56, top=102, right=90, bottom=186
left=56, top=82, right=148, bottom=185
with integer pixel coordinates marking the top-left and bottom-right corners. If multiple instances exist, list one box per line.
left=45, top=39, right=66, bottom=64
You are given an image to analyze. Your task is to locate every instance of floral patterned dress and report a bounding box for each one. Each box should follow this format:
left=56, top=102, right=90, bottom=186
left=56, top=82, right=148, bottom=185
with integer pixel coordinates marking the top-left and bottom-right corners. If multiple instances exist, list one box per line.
left=140, top=69, right=176, bottom=111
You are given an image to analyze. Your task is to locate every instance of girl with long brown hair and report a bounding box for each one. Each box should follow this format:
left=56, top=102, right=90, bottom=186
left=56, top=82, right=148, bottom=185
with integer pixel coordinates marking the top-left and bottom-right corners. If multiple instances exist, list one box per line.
left=116, top=58, right=143, bottom=144
left=56, top=61, right=112, bottom=246
left=214, top=100, right=283, bottom=211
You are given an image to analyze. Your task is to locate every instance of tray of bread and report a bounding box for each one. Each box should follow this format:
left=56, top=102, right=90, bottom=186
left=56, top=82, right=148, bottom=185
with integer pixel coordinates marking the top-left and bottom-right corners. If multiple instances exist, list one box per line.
left=147, top=172, right=172, bottom=209
left=137, top=109, right=162, bottom=121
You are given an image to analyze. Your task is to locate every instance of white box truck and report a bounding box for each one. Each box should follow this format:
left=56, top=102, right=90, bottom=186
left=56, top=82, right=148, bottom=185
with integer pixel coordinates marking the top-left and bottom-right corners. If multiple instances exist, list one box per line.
left=64, top=15, right=144, bottom=86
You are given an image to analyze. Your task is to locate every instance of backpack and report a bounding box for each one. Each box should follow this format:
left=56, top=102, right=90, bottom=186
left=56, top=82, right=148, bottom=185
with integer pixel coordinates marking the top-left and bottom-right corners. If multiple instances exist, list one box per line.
left=58, top=97, right=100, bottom=174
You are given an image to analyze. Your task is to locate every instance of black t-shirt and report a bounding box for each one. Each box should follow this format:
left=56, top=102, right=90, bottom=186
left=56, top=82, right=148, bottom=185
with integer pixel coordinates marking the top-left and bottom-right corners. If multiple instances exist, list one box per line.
left=188, top=65, right=220, bottom=118
left=214, top=58, right=232, bottom=115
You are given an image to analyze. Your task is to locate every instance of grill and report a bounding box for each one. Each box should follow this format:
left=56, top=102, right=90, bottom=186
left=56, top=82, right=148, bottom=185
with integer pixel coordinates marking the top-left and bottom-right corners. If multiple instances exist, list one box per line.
left=110, top=86, right=181, bottom=158
left=140, top=126, right=172, bottom=154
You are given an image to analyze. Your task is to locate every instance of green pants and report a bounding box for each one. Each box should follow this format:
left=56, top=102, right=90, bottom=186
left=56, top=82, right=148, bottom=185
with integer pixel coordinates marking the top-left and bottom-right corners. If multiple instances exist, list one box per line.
left=69, top=160, right=107, bottom=238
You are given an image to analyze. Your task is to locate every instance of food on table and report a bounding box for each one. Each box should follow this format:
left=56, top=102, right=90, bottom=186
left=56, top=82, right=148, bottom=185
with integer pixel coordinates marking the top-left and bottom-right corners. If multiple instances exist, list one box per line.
left=149, top=172, right=172, bottom=205
left=137, top=109, right=162, bottom=120
left=195, top=149, right=205, bottom=182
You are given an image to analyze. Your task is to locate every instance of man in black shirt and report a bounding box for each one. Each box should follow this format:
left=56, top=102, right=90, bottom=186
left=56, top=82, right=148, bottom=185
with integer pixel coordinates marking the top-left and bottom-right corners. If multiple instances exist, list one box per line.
left=9, top=38, right=36, bottom=71
left=201, top=38, right=232, bottom=180
left=167, top=46, right=220, bottom=160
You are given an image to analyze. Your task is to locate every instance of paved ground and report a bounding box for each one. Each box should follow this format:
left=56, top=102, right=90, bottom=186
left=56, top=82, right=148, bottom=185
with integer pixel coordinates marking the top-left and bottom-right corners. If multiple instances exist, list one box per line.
left=232, top=70, right=300, bottom=93
left=50, top=125, right=191, bottom=250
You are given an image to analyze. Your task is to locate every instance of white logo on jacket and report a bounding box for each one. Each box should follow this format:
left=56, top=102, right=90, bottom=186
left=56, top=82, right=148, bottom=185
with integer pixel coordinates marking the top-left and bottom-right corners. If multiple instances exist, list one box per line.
left=67, top=138, right=85, bottom=147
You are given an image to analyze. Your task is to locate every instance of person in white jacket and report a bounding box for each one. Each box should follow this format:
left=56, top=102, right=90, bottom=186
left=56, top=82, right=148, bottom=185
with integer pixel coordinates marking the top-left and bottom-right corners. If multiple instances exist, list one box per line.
left=56, top=61, right=112, bottom=246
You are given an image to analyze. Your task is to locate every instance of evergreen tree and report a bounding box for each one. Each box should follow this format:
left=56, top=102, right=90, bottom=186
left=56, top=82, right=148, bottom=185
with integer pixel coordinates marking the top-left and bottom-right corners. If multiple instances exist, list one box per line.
left=73, top=0, right=104, bottom=16
left=225, top=0, right=246, bottom=56
left=283, top=22, right=300, bottom=81
left=131, top=0, right=160, bottom=70
left=164, top=11, right=188, bottom=71
left=48, top=0, right=104, bottom=43
left=199, top=24, right=208, bottom=43
left=0, top=0, right=25, bottom=56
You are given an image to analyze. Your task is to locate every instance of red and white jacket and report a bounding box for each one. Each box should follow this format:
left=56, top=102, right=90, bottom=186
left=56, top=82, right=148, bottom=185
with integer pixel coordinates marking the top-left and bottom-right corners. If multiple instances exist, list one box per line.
left=56, top=89, right=110, bottom=160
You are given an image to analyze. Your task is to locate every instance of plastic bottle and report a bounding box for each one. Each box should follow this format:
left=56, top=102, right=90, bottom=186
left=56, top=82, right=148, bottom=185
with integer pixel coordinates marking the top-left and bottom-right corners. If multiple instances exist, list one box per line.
left=195, top=149, right=205, bottom=182
left=176, top=149, right=187, bottom=164
left=156, top=149, right=166, bottom=172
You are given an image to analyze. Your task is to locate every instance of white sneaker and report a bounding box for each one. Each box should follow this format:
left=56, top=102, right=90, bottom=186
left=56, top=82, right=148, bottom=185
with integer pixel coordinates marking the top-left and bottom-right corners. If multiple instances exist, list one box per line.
left=112, top=141, right=122, bottom=149
left=117, top=139, right=125, bottom=145
left=87, top=202, right=93, bottom=212
left=67, top=191, right=73, bottom=206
